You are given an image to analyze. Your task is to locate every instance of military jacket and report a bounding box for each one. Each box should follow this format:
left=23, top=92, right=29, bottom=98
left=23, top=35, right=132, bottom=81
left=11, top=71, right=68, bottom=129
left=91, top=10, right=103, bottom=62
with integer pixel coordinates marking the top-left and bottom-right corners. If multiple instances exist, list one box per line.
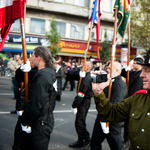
left=94, top=90, right=150, bottom=149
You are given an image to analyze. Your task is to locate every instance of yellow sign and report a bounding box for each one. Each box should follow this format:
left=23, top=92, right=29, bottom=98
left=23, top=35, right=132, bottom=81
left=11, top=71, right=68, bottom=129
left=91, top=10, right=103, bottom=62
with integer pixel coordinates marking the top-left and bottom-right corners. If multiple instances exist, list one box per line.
left=58, top=41, right=80, bottom=49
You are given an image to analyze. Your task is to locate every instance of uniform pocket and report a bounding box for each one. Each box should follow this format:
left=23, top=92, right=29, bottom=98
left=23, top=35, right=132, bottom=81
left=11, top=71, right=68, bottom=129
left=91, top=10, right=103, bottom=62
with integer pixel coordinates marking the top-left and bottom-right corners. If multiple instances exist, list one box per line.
left=130, top=110, right=142, bottom=119
left=128, top=110, right=142, bottom=140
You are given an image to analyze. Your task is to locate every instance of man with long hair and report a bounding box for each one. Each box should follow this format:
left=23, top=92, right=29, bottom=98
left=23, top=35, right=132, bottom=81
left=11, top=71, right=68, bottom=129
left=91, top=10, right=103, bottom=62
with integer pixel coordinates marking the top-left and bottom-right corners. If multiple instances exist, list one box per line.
left=20, top=46, right=56, bottom=150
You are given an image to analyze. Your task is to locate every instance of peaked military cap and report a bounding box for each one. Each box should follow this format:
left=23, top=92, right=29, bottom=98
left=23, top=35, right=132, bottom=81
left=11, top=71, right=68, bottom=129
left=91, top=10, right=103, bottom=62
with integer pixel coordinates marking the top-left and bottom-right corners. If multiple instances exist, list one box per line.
left=137, top=49, right=150, bottom=66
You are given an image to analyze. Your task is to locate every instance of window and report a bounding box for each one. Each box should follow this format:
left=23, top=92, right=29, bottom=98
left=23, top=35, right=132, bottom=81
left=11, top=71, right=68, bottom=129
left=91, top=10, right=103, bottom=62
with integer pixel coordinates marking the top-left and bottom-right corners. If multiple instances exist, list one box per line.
left=71, top=24, right=84, bottom=40
left=91, top=28, right=102, bottom=41
left=102, top=0, right=112, bottom=12
left=74, top=0, right=85, bottom=7
left=10, top=19, right=20, bottom=32
left=30, top=18, right=45, bottom=34
left=55, top=0, right=65, bottom=2
left=56, top=21, right=66, bottom=37
left=106, top=30, right=114, bottom=42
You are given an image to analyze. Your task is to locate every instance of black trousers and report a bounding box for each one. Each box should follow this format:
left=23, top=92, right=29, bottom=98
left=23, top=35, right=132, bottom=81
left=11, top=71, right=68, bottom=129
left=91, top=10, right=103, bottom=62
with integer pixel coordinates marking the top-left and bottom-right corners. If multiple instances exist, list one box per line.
left=12, top=116, right=25, bottom=150
left=1, top=66, right=5, bottom=76
left=124, top=120, right=129, bottom=142
left=91, top=114, right=125, bottom=150
left=75, top=98, right=91, bottom=141
left=21, top=113, right=54, bottom=150
left=12, top=77, right=17, bottom=99
left=63, top=77, right=74, bottom=91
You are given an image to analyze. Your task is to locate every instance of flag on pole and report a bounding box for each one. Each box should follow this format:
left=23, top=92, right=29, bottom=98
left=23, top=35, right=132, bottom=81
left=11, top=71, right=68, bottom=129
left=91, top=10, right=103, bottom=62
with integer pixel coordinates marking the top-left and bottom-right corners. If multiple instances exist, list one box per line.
left=0, top=0, right=24, bottom=51
left=87, top=0, right=98, bottom=29
left=113, top=0, right=130, bottom=39
left=128, top=0, right=130, bottom=11
left=87, top=0, right=101, bottom=59
left=96, top=0, right=102, bottom=59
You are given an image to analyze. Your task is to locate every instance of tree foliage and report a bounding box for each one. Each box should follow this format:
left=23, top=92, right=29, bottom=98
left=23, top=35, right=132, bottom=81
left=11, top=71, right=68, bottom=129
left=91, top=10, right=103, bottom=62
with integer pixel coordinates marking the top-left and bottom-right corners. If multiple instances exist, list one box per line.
left=131, top=0, right=150, bottom=52
left=45, top=16, right=61, bottom=57
left=100, top=31, right=111, bottom=62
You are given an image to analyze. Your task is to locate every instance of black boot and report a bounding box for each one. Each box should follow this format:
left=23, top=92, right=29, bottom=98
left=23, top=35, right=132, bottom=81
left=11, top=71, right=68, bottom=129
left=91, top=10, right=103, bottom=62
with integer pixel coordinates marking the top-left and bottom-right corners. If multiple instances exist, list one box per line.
left=69, top=140, right=83, bottom=148
left=79, top=138, right=91, bottom=150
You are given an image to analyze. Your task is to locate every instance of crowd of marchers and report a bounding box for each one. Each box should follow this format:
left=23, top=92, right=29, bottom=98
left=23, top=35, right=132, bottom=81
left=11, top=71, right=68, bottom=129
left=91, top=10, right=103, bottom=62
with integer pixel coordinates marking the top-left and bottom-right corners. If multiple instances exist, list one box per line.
left=1, top=47, right=149, bottom=150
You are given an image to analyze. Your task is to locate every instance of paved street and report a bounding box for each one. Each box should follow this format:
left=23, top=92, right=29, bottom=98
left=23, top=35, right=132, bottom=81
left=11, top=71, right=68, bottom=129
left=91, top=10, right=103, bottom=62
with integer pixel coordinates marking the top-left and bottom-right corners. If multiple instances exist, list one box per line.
left=0, top=76, right=121, bottom=150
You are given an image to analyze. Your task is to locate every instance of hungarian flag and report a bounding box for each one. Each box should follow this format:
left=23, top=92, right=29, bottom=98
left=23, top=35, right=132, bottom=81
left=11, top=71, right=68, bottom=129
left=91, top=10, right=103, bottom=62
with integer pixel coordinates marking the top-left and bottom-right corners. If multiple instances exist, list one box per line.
left=87, top=0, right=101, bottom=59
left=113, top=0, right=130, bottom=39
left=0, top=0, right=25, bottom=51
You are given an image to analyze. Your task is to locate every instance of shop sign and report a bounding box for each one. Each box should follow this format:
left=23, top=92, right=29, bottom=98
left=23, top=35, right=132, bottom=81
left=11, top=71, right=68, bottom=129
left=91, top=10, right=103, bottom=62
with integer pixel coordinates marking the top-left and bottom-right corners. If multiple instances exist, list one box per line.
left=4, top=43, right=37, bottom=50
left=0, top=33, right=50, bottom=46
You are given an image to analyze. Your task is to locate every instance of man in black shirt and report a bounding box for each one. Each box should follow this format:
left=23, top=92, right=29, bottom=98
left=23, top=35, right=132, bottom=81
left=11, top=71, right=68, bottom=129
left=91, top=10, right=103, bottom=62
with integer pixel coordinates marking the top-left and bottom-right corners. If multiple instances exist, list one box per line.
left=121, top=57, right=144, bottom=148
left=69, top=61, right=93, bottom=150
left=91, top=61, right=127, bottom=150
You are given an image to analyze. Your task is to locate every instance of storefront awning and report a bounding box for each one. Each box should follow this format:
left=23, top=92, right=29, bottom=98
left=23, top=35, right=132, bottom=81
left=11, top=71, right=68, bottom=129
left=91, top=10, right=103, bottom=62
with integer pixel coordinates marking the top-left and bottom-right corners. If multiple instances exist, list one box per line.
left=57, top=52, right=98, bottom=58
left=1, top=48, right=33, bottom=53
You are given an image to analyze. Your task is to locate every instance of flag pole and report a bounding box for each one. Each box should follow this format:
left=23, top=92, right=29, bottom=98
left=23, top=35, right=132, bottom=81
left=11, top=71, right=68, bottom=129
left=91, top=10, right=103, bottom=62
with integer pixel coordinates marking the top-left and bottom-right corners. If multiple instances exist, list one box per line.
left=126, top=21, right=130, bottom=96
left=106, top=6, right=118, bottom=128
left=77, top=22, right=93, bottom=94
left=21, top=1, right=27, bottom=94
left=20, top=4, right=28, bottom=104
left=108, top=7, right=118, bottom=99
left=126, top=1, right=130, bottom=96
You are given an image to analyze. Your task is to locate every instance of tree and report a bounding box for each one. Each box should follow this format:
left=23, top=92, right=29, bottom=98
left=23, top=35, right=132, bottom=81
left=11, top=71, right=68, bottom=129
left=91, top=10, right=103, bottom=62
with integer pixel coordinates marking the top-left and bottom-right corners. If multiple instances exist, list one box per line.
left=100, top=31, right=111, bottom=62
left=45, top=16, right=61, bottom=57
left=130, top=0, right=150, bottom=52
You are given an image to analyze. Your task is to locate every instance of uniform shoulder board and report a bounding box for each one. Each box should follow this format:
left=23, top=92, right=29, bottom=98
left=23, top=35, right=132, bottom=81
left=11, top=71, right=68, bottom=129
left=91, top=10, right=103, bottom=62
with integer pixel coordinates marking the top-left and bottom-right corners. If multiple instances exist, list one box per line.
left=133, top=90, right=148, bottom=95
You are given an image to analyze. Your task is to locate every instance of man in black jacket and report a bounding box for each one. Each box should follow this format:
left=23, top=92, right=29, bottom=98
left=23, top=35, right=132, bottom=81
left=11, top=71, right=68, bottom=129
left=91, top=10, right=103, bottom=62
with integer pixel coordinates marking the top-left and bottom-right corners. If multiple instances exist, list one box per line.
left=20, top=46, right=56, bottom=150
left=121, top=57, right=143, bottom=147
left=69, top=61, right=93, bottom=150
left=121, top=57, right=143, bottom=97
left=12, top=56, right=38, bottom=150
left=91, top=61, right=127, bottom=150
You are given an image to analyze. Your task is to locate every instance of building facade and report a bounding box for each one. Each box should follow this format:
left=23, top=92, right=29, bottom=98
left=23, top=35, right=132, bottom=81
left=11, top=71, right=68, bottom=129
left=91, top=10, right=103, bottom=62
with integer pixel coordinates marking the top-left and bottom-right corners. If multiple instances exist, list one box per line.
left=1, top=0, right=139, bottom=63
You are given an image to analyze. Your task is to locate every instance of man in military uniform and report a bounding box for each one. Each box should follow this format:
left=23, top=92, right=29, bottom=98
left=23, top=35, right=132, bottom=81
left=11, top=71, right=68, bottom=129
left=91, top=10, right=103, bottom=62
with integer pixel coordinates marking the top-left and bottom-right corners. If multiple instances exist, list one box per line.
left=92, top=49, right=150, bottom=150
left=20, top=46, right=56, bottom=150
left=69, top=61, right=93, bottom=150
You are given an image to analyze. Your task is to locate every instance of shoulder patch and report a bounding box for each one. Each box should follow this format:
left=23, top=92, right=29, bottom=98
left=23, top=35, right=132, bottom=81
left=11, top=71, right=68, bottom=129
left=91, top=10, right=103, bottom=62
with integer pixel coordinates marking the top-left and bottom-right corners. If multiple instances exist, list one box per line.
left=133, top=90, right=148, bottom=95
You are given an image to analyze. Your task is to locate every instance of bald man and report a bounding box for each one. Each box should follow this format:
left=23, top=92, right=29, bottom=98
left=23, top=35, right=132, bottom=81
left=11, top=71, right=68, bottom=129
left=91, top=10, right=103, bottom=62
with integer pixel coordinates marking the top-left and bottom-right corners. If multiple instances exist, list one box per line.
left=91, top=61, right=127, bottom=150
left=68, top=61, right=93, bottom=150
